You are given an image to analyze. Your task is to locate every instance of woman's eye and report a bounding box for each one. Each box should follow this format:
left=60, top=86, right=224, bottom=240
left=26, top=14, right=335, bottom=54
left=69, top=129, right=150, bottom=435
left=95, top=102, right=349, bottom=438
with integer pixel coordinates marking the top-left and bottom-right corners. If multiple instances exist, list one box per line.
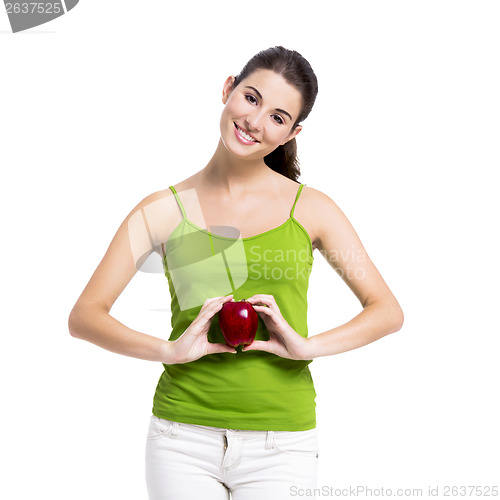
left=244, top=94, right=283, bottom=124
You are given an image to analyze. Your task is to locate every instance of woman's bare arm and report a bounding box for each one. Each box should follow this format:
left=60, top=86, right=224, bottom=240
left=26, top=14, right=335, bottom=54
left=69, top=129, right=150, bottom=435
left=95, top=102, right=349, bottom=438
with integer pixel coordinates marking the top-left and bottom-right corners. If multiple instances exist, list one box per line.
left=68, top=190, right=177, bottom=363
left=305, top=188, right=404, bottom=359
left=69, top=304, right=172, bottom=362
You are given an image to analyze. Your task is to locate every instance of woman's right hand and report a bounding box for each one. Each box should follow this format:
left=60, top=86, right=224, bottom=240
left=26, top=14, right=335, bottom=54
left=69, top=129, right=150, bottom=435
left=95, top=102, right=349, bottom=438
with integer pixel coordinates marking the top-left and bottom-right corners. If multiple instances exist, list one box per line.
left=169, top=294, right=237, bottom=364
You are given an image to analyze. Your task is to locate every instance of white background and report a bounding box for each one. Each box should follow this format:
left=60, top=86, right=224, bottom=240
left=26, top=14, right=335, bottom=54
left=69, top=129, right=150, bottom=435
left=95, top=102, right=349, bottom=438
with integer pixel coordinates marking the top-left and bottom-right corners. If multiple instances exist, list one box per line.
left=1, top=1, right=499, bottom=498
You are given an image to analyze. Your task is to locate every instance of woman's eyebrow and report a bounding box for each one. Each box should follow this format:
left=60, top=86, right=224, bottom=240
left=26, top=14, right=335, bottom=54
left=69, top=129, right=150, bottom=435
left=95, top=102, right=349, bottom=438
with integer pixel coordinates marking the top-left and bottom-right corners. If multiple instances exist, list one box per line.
left=244, top=86, right=293, bottom=121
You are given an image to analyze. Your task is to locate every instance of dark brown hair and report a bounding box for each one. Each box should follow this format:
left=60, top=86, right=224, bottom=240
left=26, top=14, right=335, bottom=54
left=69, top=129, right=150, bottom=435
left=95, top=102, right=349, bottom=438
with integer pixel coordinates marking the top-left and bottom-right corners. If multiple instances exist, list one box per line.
left=232, top=46, right=319, bottom=182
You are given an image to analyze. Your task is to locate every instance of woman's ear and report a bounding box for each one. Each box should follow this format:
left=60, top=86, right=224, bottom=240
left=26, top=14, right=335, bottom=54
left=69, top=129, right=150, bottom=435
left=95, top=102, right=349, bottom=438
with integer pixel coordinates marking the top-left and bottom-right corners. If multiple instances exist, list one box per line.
left=281, top=125, right=303, bottom=146
left=222, top=76, right=236, bottom=104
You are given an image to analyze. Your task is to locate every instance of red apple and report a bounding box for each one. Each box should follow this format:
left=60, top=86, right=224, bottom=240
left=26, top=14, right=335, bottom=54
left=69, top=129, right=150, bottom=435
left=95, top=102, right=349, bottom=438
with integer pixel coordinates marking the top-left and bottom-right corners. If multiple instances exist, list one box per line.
left=218, top=299, right=258, bottom=347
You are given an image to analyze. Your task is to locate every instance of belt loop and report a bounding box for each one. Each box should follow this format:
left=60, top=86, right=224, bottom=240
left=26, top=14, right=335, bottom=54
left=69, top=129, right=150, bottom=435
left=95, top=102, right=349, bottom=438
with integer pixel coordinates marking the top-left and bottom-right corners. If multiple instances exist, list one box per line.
left=265, top=430, right=274, bottom=449
left=170, top=421, right=179, bottom=437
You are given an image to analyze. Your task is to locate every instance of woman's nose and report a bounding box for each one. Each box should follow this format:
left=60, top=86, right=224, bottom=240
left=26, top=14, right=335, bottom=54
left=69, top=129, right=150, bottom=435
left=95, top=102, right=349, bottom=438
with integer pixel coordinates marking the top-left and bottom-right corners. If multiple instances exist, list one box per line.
left=245, top=111, right=264, bottom=132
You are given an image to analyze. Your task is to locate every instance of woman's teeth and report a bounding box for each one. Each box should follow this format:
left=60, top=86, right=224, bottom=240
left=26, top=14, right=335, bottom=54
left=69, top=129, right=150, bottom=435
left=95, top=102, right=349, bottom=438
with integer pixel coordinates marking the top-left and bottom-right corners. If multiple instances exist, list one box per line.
left=236, top=124, right=257, bottom=142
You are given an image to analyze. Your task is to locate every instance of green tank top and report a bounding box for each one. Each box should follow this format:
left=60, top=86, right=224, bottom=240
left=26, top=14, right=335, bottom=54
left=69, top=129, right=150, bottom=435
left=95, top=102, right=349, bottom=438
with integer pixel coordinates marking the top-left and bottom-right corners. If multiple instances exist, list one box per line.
left=152, top=183, right=317, bottom=431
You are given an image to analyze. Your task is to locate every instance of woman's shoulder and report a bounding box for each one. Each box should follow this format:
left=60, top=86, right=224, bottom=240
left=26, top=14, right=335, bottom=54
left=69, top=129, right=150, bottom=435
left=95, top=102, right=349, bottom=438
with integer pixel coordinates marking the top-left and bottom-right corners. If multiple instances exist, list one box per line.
left=126, top=187, right=187, bottom=250
left=140, top=179, right=336, bottom=211
left=299, top=183, right=341, bottom=213
left=294, top=183, right=347, bottom=250
left=131, top=186, right=174, bottom=208
left=291, top=179, right=333, bottom=211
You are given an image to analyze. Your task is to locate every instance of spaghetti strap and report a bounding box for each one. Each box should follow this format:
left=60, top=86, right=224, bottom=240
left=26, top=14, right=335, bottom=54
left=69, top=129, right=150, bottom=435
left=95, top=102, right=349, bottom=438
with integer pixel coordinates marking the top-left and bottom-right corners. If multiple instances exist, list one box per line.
left=290, top=183, right=305, bottom=218
left=170, top=183, right=304, bottom=224
left=169, top=186, right=187, bottom=219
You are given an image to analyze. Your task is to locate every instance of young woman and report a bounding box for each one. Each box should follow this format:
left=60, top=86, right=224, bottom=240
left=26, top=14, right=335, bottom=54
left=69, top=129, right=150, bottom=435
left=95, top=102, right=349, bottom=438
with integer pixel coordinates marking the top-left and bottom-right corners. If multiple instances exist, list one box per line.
left=68, top=46, right=404, bottom=500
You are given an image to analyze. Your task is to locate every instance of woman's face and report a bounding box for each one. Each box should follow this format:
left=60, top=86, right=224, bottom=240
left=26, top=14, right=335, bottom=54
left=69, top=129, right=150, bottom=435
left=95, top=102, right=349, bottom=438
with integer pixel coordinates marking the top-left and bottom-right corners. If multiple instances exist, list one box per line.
left=220, top=68, right=303, bottom=160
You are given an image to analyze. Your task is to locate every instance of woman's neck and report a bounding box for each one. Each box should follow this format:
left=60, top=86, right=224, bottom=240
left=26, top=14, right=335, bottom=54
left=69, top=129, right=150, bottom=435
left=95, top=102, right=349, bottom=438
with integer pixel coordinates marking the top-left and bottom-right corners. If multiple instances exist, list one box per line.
left=199, top=138, right=276, bottom=196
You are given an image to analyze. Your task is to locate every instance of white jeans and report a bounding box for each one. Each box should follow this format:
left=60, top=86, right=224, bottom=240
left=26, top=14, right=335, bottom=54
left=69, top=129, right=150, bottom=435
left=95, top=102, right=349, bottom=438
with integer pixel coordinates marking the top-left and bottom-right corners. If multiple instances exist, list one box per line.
left=145, top=415, right=319, bottom=499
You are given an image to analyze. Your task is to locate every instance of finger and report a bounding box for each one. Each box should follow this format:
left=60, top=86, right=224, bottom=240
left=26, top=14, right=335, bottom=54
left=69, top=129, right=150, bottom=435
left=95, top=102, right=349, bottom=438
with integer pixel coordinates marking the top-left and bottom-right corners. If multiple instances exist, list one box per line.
left=251, top=304, right=273, bottom=315
left=202, top=295, right=233, bottom=312
left=200, top=302, right=229, bottom=321
left=195, top=299, right=232, bottom=325
left=219, top=295, right=234, bottom=307
left=203, top=297, right=220, bottom=306
left=203, top=294, right=233, bottom=306
left=247, top=298, right=270, bottom=308
left=218, top=294, right=234, bottom=304
left=205, top=299, right=233, bottom=319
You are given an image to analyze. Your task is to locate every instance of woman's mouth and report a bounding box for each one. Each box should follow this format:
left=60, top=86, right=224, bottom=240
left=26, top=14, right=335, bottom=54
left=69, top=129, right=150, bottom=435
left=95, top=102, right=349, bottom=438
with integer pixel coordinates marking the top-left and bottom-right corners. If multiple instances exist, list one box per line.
left=234, top=123, right=259, bottom=145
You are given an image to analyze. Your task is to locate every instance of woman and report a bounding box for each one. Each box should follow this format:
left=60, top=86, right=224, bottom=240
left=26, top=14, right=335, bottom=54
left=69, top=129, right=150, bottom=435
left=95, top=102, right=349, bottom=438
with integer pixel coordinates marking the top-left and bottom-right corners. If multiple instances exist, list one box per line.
left=68, top=46, right=404, bottom=499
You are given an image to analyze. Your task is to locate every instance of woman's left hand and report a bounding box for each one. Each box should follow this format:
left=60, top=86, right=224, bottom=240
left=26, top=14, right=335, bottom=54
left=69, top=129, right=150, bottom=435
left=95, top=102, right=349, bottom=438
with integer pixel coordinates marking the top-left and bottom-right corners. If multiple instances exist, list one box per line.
left=242, top=294, right=311, bottom=360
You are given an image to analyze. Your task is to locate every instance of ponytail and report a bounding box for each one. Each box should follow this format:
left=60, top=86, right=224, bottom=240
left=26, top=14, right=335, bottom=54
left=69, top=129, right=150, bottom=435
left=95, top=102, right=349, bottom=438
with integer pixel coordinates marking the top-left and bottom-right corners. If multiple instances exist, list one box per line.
left=264, top=137, right=300, bottom=182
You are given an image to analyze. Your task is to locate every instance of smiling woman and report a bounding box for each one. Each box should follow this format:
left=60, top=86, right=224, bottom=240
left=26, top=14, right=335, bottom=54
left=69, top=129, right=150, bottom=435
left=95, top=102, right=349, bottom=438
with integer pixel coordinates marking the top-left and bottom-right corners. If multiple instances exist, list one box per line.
left=68, top=45, right=403, bottom=500
left=218, top=66, right=306, bottom=173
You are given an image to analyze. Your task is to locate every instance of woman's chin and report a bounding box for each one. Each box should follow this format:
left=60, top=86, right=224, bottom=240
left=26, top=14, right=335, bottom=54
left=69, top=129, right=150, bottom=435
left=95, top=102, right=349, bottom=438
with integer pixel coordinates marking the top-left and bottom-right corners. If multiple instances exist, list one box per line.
left=221, top=138, right=259, bottom=158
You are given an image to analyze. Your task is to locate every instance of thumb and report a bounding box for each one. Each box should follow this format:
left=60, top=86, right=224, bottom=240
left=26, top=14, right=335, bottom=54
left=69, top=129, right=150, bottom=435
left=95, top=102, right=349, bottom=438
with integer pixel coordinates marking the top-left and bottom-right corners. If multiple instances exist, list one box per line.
left=207, top=343, right=237, bottom=355
left=242, top=340, right=271, bottom=353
